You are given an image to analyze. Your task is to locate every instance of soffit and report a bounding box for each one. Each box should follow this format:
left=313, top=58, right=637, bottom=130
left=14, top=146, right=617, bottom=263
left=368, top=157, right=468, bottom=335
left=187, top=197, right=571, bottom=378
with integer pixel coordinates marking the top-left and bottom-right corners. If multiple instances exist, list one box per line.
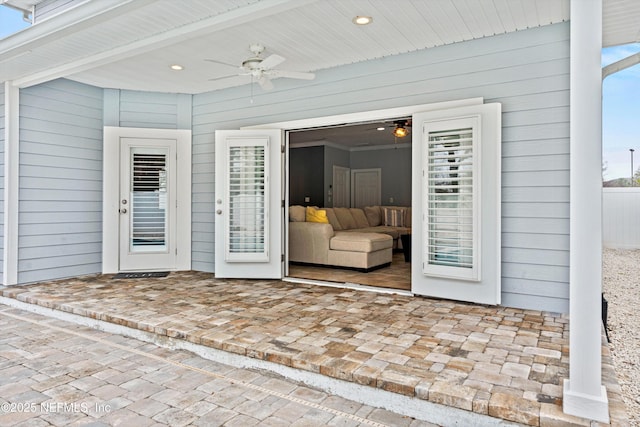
left=1, top=0, right=572, bottom=93
left=1, top=0, right=638, bottom=95
left=603, top=0, right=640, bottom=47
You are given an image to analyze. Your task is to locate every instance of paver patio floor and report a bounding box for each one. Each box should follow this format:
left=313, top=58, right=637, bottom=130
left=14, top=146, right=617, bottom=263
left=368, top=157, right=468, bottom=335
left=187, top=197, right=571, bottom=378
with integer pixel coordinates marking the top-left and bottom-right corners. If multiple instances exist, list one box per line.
left=0, top=272, right=629, bottom=426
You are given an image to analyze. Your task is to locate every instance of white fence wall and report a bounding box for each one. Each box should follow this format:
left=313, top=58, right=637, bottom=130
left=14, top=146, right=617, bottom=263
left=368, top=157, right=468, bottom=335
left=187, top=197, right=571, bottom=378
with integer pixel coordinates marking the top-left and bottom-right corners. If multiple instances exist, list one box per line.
left=603, top=188, right=640, bottom=249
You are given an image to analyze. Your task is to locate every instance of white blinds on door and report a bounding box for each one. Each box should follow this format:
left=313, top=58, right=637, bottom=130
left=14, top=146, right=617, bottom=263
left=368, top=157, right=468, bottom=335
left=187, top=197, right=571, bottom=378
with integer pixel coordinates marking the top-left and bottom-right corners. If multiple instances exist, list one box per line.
left=131, top=152, right=167, bottom=251
left=424, top=125, right=479, bottom=280
left=226, top=140, right=269, bottom=262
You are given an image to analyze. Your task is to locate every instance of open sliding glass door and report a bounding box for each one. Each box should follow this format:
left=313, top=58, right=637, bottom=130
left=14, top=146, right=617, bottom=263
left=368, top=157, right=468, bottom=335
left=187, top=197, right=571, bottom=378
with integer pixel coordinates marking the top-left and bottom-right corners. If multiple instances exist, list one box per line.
left=411, top=103, right=502, bottom=305
left=214, top=130, right=283, bottom=278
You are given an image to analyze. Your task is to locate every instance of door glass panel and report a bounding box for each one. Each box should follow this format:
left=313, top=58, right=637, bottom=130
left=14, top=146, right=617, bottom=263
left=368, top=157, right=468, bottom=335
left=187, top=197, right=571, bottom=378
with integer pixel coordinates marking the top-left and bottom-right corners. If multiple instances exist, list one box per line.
left=226, top=142, right=269, bottom=261
left=131, top=151, right=168, bottom=252
left=424, top=126, right=478, bottom=279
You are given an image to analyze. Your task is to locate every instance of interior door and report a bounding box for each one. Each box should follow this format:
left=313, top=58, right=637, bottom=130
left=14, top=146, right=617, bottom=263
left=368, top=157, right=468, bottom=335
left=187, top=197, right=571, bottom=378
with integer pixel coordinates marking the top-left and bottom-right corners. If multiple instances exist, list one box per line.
left=119, top=138, right=177, bottom=271
left=411, top=103, right=502, bottom=305
left=351, top=168, right=381, bottom=208
left=332, top=165, right=350, bottom=207
left=214, top=129, right=283, bottom=278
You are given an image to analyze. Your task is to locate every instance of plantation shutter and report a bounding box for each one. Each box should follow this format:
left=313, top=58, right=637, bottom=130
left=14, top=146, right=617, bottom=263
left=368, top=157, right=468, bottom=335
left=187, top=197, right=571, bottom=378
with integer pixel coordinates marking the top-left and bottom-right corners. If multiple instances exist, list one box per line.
left=225, top=138, right=269, bottom=262
left=423, top=118, right=480, bottom=281
left=131, top=151, right=168, bottom=252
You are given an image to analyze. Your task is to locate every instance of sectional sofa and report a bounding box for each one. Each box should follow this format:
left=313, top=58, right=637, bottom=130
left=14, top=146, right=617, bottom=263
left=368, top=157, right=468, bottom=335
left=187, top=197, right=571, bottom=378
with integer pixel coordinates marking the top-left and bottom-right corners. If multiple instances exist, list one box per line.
left=288, top=205, right=411, bottom=271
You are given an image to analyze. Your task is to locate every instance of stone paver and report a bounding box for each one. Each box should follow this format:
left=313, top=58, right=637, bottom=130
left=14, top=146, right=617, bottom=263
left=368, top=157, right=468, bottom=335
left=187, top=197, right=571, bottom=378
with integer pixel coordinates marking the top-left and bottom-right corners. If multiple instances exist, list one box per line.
left=0, top=272, right=630, bottom=426
left=0, top=306, right=435, bottom=426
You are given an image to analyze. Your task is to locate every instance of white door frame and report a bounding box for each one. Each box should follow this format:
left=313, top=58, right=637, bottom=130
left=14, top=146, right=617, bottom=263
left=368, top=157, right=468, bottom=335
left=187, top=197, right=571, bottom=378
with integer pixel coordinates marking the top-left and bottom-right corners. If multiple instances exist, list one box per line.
left=103, top=127, right=191, bottom=274
left=245, top=98, right=484, bottom=285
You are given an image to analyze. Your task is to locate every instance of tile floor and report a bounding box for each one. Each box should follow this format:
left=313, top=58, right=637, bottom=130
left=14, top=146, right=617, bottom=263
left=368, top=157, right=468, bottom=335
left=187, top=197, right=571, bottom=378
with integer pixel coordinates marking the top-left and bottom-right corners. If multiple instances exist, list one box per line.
left=0, top=272, right=629, bottom=426
left=288, top=252, right=411, bottom=291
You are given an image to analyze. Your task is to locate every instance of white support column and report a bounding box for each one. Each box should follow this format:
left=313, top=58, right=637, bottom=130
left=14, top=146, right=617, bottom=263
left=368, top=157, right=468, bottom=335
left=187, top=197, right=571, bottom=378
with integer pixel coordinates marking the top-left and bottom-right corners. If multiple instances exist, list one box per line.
left=563, top=0, right=609, bottom=423
left=3, top=82, right=19, bottom=285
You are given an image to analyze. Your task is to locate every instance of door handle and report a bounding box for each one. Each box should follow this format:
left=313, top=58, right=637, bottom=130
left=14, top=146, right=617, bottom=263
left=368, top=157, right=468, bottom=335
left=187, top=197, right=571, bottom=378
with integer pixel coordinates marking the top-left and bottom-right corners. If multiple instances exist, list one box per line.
left=120, top=208, right=127, bottom=214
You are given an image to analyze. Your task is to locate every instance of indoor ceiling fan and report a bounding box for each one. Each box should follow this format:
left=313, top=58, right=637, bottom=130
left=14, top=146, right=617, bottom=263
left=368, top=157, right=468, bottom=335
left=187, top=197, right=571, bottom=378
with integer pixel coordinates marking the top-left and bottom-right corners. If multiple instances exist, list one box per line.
left=206, top=43, right=315, bottom=91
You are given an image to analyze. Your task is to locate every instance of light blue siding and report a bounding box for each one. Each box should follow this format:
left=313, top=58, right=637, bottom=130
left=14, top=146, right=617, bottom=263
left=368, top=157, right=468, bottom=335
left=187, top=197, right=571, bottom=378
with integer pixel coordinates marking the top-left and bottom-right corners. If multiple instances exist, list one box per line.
left=0, top=83, right=4, bottom=283
left=192, top=23, right=571, bottom=312
left=18, top=79, right=103, bottom=284
left=104, top=89, right=192, bottom=130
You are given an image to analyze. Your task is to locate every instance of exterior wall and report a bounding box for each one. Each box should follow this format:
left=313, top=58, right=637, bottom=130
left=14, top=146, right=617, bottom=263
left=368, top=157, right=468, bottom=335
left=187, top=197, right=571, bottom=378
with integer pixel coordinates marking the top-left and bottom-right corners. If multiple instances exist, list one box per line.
left=103, top=89, right=192, bottom=129
left=18, top=79, right=103, bottom=283
left=603, top=188, right=640, bottom=248
left=0, top=83, right=4, bottom=283
left=193, top=23, right=570, bottom=312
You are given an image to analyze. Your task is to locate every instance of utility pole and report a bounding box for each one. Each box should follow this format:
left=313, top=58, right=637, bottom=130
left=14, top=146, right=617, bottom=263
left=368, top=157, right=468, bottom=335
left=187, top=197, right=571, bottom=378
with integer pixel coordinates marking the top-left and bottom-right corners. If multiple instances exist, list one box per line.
left=631, top=148, right=635, bottom=186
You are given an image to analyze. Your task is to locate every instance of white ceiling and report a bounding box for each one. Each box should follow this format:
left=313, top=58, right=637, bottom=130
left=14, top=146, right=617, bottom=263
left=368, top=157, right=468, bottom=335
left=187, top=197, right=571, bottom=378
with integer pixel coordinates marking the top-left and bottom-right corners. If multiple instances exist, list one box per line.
left=1, top=0, right=639, bottom=95
left=1, top=0, right=576, bottom=94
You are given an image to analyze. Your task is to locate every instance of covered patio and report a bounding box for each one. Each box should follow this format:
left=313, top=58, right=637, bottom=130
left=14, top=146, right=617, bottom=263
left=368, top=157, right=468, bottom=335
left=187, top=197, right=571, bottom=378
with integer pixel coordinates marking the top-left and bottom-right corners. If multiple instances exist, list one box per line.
left=0, top=273, right=628, bottom=426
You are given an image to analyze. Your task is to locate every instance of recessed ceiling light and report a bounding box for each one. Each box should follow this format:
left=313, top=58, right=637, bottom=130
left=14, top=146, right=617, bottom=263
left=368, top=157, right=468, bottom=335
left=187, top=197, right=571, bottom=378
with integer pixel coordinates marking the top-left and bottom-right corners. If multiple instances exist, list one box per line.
left=352, top=15, right=373, bottom=25
left=170, top=64, right=184, bottom=71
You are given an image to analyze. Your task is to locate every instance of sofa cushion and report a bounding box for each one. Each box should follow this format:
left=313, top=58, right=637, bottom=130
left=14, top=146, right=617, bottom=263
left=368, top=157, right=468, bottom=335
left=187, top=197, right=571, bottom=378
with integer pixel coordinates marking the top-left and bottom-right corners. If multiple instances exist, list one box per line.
left=330, top=232, right=392, bottom=252
left=364, top=206, right=382, bottom=226
left=342, top=226, right=402, bottom=240
left=306, top=206, right=329, bottom=223
left=324, top=208, right=342, bottom=230
left=334, top=207, right=357, bottom=230
left=350, top=208, right=370, bottom=229
left=289, top=205, right=306, bottom=222
left=383, top=207, right=406, bottom=227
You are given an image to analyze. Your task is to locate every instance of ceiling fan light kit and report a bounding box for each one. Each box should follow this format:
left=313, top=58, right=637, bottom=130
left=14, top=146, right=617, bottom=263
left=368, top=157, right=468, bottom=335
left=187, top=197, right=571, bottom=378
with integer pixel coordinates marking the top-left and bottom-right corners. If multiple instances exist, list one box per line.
left=393, top=121, right=409, bottom=138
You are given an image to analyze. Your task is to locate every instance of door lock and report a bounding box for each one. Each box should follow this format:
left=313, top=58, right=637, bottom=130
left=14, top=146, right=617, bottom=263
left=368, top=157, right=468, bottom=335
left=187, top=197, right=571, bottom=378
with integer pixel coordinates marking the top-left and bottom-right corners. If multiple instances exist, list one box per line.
left=119, top=208, right=127, bottom=214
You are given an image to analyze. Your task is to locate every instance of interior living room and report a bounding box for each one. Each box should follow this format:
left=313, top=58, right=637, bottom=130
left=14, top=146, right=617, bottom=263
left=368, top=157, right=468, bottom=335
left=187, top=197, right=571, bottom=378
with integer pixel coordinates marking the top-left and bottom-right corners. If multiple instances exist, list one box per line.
left=287, top=118, right=412, bottom=292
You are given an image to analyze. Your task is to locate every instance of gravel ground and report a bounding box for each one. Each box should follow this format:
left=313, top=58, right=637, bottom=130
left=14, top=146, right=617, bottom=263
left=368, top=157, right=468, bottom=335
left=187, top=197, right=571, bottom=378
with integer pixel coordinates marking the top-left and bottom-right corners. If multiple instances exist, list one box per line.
left=603, top=248, right=640, bottom=426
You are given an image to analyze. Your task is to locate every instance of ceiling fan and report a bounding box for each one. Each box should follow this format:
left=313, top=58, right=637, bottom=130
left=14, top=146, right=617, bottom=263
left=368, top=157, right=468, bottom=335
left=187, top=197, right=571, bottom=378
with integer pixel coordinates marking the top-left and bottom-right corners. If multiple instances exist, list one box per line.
left=206, top=43, right=315, bottom=91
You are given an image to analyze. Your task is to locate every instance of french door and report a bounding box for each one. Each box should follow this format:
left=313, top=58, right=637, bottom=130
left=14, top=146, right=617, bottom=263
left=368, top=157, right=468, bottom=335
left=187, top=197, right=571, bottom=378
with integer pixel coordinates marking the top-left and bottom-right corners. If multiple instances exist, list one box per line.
left=119, top=139, right=177, bottom=271
left=411, top=103, right=502, bottom=305
left=214, top=129, right=283, bottom=278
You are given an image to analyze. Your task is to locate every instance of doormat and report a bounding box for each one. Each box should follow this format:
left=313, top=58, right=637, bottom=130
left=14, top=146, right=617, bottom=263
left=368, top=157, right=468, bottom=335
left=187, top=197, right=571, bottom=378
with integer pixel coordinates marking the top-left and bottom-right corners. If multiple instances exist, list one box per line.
left=112, top=271, right=169, bottom=279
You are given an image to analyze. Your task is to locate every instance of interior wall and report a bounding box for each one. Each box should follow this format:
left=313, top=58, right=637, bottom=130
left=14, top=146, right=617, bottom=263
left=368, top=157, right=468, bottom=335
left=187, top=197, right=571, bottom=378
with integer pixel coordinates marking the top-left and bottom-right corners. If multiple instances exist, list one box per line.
left=349, top=145, right=411, bottom=206
left=289, top=146, right=324, bottom=206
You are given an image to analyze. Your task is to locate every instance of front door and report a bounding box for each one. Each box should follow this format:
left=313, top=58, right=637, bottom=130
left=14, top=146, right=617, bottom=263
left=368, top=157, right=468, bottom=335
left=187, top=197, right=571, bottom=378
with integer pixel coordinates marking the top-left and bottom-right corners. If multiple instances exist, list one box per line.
left=119, top=138, right=177, bottom=271
left=214, top=129, right=283, bottom=278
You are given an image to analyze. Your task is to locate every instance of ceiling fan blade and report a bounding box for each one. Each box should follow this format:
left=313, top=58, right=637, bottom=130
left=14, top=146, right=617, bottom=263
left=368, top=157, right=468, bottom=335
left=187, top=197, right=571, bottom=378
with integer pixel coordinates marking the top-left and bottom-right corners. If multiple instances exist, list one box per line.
left=258, top=75, right=274, bottom=91
left=269, top=69, right=316, bottom=80
left=204, top=58, right=238, bottom=68
left=259, top=54, right=286, bottom=69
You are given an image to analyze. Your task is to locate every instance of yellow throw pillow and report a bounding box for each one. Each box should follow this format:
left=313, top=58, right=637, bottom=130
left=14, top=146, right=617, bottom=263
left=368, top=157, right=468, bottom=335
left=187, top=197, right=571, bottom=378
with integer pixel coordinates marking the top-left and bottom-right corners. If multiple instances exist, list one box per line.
left=306, top=206, right=329, bottom=223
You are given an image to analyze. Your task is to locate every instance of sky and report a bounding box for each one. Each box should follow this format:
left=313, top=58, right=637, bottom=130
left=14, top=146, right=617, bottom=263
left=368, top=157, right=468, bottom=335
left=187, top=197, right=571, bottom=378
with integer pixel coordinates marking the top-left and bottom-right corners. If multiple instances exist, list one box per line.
left=1, top=6, right=639, bottom=180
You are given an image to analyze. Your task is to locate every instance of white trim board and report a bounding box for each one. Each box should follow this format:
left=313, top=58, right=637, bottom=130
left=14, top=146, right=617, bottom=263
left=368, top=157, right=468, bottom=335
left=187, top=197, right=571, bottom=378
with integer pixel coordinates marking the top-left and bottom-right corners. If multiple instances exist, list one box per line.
left=3, top=82, right=19, bottom=285
left=244, top=98, right=484, bottom=131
